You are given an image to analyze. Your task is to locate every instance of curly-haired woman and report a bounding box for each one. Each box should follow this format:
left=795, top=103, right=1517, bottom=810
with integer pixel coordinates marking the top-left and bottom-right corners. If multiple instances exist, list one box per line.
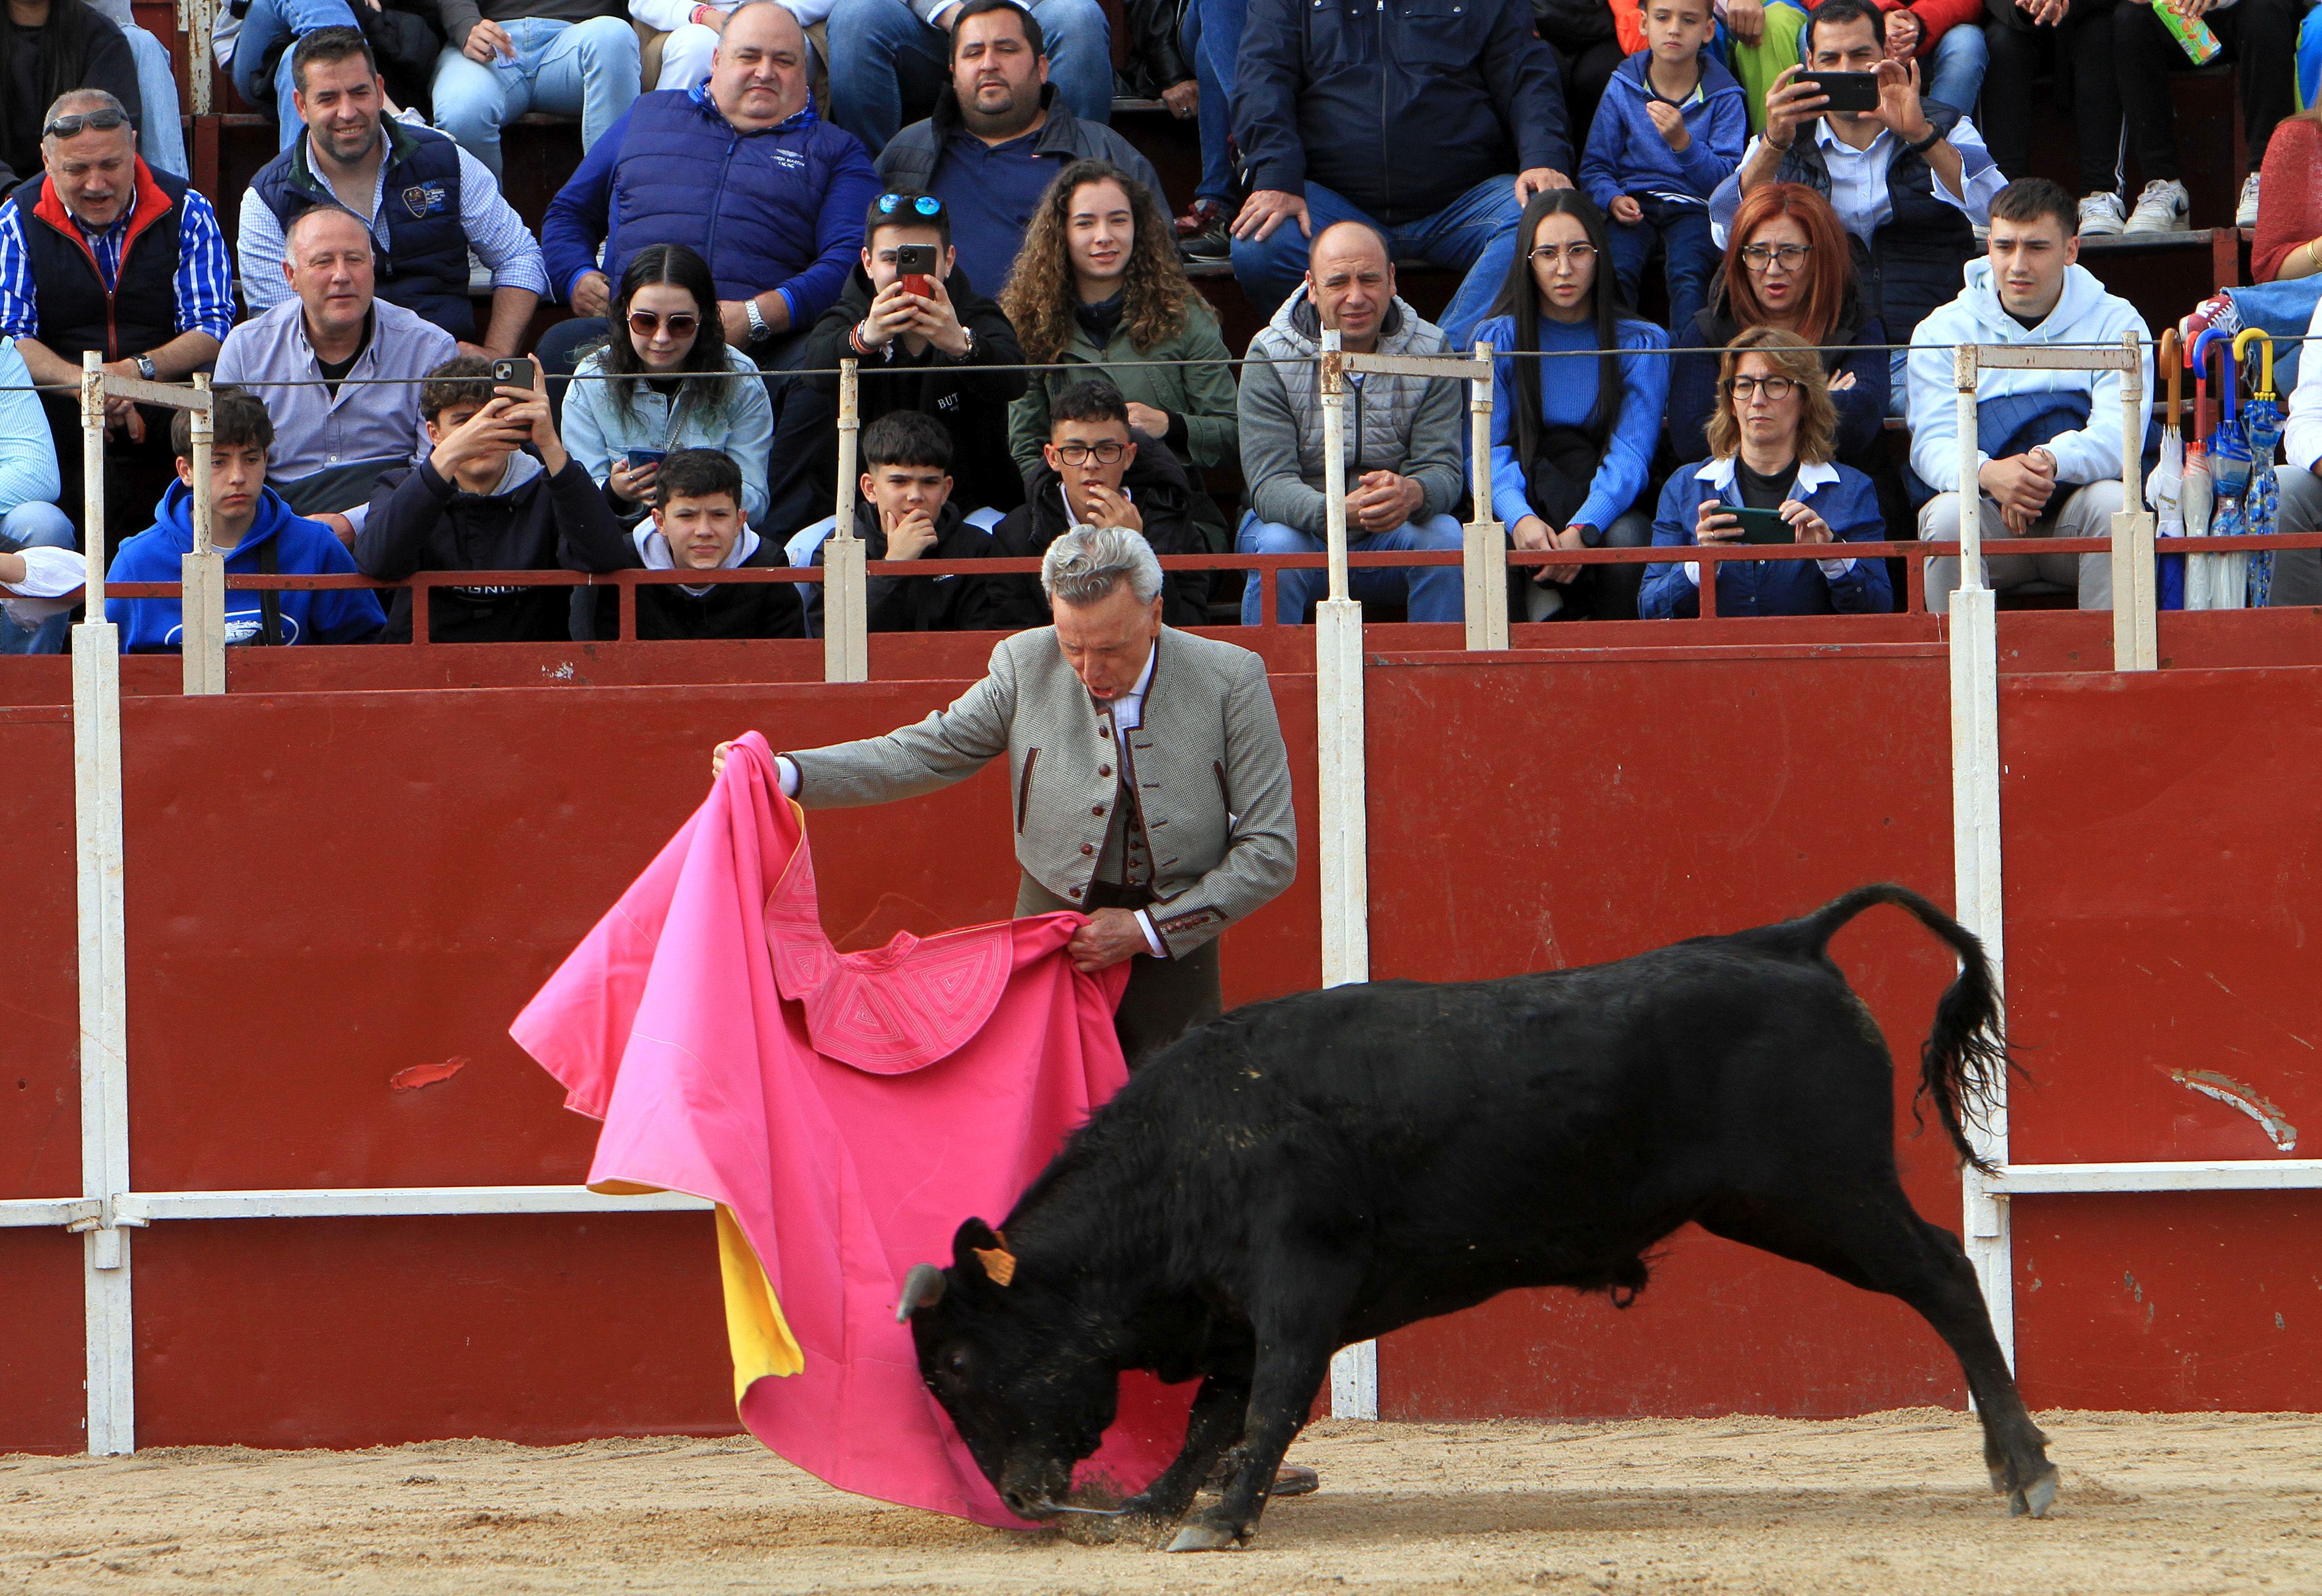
left=1000, top=159, right=1240, bottom=543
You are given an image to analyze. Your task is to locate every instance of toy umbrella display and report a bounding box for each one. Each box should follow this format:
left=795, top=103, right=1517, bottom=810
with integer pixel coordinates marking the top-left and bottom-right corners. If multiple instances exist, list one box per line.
left=2235, top=327, right=2283, bottom=608
left=2196, top=327, right=2249, bottom=610
left=2148, top=330, right=2188, bottom=606
left=2180, top=333, right=2219, bottom=608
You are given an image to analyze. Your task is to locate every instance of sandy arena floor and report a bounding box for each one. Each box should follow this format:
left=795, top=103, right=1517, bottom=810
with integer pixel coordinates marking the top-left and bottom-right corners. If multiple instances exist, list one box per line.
left=5, top=1410, right=2319, bottom=1595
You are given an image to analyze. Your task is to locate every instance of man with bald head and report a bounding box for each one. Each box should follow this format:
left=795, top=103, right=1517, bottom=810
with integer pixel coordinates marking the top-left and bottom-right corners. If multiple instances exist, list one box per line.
left=0, top=88, right=234, bottom=542
left=214, top=205, right=459, bottom=540
left=540, top=0, right=879, bottom=381
left=1235, top=220, right=1467, bottom=626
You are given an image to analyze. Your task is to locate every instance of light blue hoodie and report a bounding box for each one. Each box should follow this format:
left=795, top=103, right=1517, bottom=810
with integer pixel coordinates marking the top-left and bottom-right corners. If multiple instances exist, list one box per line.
left=560, top=345, right=774, bottom=525
left=1905, top=259, right=2153, bottom=494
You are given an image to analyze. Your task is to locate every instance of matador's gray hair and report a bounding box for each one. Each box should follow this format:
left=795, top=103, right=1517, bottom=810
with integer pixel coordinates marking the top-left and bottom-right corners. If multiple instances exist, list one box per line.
left=1040, top=524, right=1163, bottom=608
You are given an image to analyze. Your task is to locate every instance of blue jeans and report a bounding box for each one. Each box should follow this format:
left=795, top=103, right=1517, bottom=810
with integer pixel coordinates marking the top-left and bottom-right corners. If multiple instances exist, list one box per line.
left=824, top=0, right=1112, bottom=154
left=1236, top=510, right=1465, bottom=625
left=229, top=0, right=358, bottom=148
left=1182, top=0, right=1247, bottom=205
left=123, top=24, right=189, bottom=177
left=1925, top=22, right=1988, bottom=113
left=1230, top=175, right=1523, bottom=351
left=1605, top=198, right=1716, bottom=340
left=431, top=15, right=642, bottom=178
left=0, top=502, right=77, bottom=655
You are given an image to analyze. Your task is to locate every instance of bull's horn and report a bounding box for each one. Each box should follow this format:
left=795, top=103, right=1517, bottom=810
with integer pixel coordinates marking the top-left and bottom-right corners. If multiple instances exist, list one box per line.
left=895, top=1262, right=947, bottom=1323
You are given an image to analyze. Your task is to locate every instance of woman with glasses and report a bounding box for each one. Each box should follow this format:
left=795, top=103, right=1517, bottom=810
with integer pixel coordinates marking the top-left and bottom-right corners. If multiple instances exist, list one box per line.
left=999, top=160, right=1240, bottom=548
left=1666, top=185, right=1887, bottom=468
left=560, top=243, right=774, bottom=526
left=1475, top=189, right=1669, bottom=622
left=1643, top=327, right=1891, bottom=619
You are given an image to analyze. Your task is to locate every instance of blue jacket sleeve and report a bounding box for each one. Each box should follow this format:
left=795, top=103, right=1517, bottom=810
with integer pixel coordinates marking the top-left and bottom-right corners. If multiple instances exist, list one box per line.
left=1484, top=0, right=1572, bottom=175
left=1640, top=469, right=1702, bottom=619
left=1486, top=345, right=1535, bottom=529
left=1831, top=315, right=1889, bottom=461
left=1673, top=85, right=1747, bottom=197
left=1665, top=345, right=1718, bottom=467
left=0, top=340, right=58, bottom=511
left=541, top=107, right=633, bottom=302
left=1233, top=0, right=1308, bottom=196
left=779, top=133, right=881, bottom=327
left=1579, top=96, right=1627, bottom=210
left=1572, top=326, right=1670, bottom=535
left=1816, top=473, right=1893, bottom=613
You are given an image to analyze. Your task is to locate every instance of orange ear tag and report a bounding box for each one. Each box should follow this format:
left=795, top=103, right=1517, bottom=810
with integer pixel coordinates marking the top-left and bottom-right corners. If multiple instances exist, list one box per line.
left=973, top=1231, right=1017, bottom=1286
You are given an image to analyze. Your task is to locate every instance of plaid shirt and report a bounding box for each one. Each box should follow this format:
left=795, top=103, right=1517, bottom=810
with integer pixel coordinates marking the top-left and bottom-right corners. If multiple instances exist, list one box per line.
left=0, top=178, right=236, bottom=345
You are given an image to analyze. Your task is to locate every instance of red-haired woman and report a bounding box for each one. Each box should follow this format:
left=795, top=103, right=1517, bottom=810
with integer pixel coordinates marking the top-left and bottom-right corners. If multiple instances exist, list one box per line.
left=1665, top=184, right=1889, bottom=475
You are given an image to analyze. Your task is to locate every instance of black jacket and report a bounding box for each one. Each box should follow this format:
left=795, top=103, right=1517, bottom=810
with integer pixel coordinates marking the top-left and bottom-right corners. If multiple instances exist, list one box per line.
left=800, top=262, right=1029, bottom=515
left=986, top=436, right=1210, bottom=630
left=573, top=532, right=807, bottom=640
left=357, top=452, right=630, bottom=642
left=811, top=498, right=996, bottom=633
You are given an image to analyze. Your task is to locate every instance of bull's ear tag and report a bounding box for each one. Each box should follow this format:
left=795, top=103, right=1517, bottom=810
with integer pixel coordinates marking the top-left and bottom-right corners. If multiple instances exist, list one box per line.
left=973, top=1231, right=1017, bottom=1287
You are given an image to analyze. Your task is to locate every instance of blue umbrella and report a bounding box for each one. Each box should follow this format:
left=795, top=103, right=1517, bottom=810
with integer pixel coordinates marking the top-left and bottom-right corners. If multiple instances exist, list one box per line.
left=2196, top=328, right=2251, bottom=608
left=2236, top=328, right=2284, bottom=608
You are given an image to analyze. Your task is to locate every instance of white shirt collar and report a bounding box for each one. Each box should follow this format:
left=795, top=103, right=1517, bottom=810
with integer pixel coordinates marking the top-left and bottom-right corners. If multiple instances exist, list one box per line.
left=1693, top=454, right=1842, bottom=495
left=1815, top=116, right=1893, bottom=159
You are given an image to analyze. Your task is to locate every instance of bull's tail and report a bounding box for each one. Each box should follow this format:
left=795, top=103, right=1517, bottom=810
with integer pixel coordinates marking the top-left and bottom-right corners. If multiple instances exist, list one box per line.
left=1790, top=884, right=2010, bottom=1175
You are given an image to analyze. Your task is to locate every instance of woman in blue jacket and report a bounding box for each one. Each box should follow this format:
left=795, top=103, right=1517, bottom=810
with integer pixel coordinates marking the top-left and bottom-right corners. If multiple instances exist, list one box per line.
left=1475, top=188, right=1669, bottom=621
left=1644, top=327, right=1892, bottom=619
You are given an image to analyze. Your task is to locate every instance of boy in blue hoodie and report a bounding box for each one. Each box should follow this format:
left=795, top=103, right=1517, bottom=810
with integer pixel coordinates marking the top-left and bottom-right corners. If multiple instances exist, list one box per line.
left=106, top=389, right=386, bottom=651
left=1578, top=0, right=1747, bottom=337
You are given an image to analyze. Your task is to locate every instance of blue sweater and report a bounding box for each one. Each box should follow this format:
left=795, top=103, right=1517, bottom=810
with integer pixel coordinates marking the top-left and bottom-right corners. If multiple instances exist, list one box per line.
left=1579, top=50, right=1747, bottom=212
left=106, top=483, right=385, bottom=650
left=1643, top=456, right=1893, bottom=618
left=1479, top=313, right=1669, bottom=535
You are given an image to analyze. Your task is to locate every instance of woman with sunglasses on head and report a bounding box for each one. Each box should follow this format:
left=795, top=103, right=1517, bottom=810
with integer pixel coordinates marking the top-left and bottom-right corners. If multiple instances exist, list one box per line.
left=1476, top=189, right=1669, bottom=622
left=561, top=243, right=775, bottom=527
left=1664, top=184, right=1887, bottom=471
left=1642, top=326, right=1889, bottom=619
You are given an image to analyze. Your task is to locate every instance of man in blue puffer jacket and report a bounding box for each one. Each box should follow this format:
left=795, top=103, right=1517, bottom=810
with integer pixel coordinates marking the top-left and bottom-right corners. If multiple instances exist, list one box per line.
left=539, top=1, right=879, bottom=381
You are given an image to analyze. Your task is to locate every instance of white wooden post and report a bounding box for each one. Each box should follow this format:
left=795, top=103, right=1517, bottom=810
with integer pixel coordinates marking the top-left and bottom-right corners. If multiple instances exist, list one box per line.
left=1950, top=345, right=2013, bottom=1376
left=822, top=357, right=867, bottom=684
left=2110, top=330, right=2158, bottom=672
left=1315, top=331, right=1378, bottom=1418
left=1463, top=341, right=1508, bottom=651
left=72, top=351, right=135, bottom=1454
left=179, top=0, right=213, bottom=113
left=181, top=373, right=224, bottom=695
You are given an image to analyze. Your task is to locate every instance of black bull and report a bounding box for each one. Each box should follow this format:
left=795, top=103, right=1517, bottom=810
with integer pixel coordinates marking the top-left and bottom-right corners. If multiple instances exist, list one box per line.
left=897, top=884, right=2058, bottom=1550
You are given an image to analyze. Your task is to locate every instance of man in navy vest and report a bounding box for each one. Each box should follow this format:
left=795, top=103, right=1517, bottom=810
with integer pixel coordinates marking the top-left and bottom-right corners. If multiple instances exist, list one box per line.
left=539, top=1, right=878, bottom=382
left=0, top=90, right=235, bottom=545
left=242, top=28, right=549, bottom=357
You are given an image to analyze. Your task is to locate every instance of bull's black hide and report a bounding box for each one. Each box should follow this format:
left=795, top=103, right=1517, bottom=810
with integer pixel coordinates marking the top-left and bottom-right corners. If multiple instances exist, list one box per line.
left=899, top=884, right=2058, bottom=1549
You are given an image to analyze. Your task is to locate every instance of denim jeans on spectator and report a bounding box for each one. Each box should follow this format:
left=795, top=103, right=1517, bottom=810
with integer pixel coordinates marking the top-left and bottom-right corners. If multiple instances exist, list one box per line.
left=1182, top=0, right=1246, bottom=206
left=1229, top=175, right=1524, bottom=350
left=121, top=24, right=190, bottom=177
left=1605, top=198, right=1716, bottom=344
left=1236, top=509, right=1466, bottom=625
left=824, top=0, right=1111, bottom=155
left=431, top=16, right=642, bottom=179
left=229, top=0, right=359, bottom=149
left=1924, top=21, right=1987, bottom=115
left=0, top=503, right=79, bottom=655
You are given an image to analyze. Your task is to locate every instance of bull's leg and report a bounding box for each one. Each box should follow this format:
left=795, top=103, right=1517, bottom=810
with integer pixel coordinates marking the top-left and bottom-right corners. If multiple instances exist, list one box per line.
left=1115, top=1369, right=1251, bottom=1528
left=1698, top=1188, right=2059, bottom=1518
left=1163, top=1333, right=1336, bottom=1551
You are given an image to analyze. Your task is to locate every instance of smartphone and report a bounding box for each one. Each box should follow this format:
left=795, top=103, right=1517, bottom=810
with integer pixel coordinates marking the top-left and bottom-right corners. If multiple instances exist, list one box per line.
left=625, top=448, right=665, bottom=471
left=895, top=243, right=937, bottom=300
left=1798, top=70, right=1880, bottom=113
left=490, top=357, right=533, bottom=391
left=1728, top=506, right=1796, bottom=545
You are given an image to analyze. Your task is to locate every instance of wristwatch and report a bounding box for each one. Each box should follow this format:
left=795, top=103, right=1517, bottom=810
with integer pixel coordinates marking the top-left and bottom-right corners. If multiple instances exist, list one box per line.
left=134, top=354, right=156, bottom=381
left=744, top=296, right=770, bottom=345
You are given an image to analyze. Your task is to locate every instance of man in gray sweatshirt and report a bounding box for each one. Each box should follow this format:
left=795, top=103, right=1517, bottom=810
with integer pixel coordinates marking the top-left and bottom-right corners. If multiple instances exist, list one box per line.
left=1235, top=220, right=1468, bottom=626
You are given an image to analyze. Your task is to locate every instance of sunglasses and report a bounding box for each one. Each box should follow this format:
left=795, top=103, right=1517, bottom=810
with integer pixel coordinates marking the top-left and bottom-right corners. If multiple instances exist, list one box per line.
left=43, top=107, right=129, bottom=140
left=627, top=309, right=700, bottom=339
left=876, top=192, right=943, bottom=218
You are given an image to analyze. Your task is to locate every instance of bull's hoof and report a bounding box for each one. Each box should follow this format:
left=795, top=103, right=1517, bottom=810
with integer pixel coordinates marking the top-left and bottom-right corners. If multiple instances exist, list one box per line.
left=1165, top=1521, right=1244, bottom=1553
left=2009, top=1470, right=2060, bottom=1521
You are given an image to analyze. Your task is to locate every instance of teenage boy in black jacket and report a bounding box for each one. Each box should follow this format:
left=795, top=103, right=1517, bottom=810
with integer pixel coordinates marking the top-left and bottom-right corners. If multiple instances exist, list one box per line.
left=576, top=448, right=805, bottom=640
left=357, top=354, right=629, bottom=642
left=986, top=378, right=1209, bottom=629
left=807, top=409, right=996, bottom=633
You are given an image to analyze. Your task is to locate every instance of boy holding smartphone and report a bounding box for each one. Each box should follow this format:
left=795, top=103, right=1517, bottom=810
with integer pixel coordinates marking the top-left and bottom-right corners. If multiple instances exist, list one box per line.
left=1579, top=0, right=1747, bottom=336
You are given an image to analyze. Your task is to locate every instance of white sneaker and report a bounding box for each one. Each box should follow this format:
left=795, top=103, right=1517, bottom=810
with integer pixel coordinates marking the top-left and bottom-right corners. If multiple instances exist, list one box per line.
left=2237, top=172, right=2261, bottom=230
left=2125, top=178, right=2192, bottom=235
left=2078, top=192, right=2127, bottom=237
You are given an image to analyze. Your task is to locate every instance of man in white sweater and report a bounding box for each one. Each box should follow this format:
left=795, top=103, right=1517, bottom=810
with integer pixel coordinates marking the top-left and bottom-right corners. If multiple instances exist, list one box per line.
left=1906, top=176, right=2152, bottom=612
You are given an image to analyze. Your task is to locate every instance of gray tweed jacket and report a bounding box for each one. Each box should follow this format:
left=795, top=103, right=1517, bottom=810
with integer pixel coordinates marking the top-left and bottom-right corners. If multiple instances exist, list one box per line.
left=786, top=627, right=1297, bottom=958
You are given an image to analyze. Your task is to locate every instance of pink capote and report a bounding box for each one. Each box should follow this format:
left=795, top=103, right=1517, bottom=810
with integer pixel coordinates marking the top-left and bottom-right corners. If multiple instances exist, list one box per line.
left=512, top=733, right=1188, bottom=1525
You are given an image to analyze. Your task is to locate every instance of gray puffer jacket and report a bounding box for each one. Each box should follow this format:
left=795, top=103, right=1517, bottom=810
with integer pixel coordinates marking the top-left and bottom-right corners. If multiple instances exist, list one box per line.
left=1237, top=288, right=1467, bottom=537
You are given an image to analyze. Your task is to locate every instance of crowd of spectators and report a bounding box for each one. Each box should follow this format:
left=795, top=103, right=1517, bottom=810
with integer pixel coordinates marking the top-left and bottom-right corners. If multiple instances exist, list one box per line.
left=9, top=0, right=2322, bottom=653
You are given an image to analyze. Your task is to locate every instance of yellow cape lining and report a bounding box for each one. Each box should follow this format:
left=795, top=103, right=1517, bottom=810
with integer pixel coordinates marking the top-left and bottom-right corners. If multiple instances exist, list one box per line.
left=590, top=1182, right=804, bottom=1398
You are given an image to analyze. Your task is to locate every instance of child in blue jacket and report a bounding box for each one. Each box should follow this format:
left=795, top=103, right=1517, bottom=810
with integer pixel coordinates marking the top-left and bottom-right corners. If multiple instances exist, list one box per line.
left=1578, top=0, right=1748, bottom=336
left=107, top=388, right=385, bottom=651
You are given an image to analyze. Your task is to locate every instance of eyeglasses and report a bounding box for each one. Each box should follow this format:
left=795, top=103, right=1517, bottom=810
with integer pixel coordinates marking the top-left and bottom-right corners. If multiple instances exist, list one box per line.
left=1726, top=374, right=1798, bottom=400
left=876, top=193, right=944, bottom=218
left=627, top=309, right=700, bottom=339
left=1739, top=243, right=1814, bottom=272
left=43, top=107, right=129, bottom=140
left=1052, top=440, right=1127, bottom=465
left=1527, top=243, right=1596, bottom=267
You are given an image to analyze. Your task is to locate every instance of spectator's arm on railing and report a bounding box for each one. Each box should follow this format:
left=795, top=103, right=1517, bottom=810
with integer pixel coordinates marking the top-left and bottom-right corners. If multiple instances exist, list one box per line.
left=541, top=118, right=630, bottom=304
